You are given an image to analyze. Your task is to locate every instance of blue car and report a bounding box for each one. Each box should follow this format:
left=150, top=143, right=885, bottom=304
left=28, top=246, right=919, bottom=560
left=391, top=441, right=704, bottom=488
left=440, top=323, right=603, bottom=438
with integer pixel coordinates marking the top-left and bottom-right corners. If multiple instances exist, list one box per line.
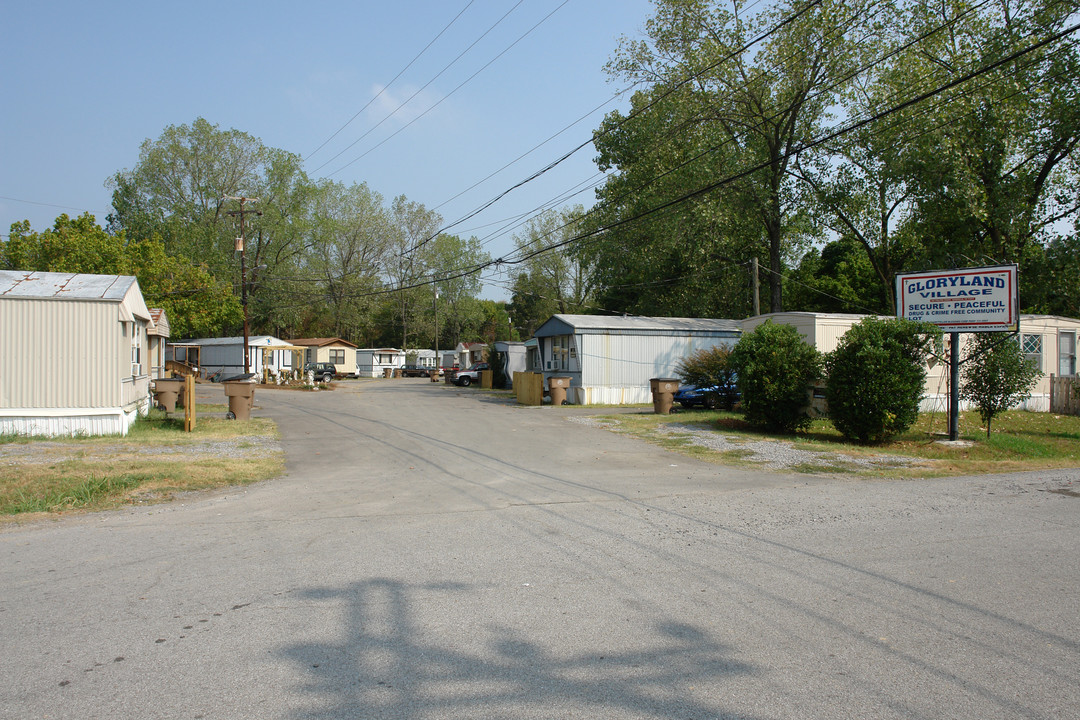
left=674, top=381, right=739, bottom=409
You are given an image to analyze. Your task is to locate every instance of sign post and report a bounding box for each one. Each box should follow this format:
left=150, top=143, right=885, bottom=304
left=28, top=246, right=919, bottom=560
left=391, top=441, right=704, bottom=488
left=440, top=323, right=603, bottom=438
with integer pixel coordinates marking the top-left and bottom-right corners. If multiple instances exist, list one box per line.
left=895, top=265, right=1018, bottom=441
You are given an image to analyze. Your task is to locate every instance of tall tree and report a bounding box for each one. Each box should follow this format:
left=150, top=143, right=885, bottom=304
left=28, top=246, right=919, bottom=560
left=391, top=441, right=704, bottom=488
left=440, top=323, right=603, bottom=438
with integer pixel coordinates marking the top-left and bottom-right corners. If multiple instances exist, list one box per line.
left=108, top=118, right=316, bottom=332
left=425, top=233, right=490, bottom=348
left=509, top=207, right=593, bottom=319
left=302, top=180, right=390, bottom=340
left=597, top=0, right=874, bottom=313
left=384, top=196, right=442, bottom=350
left=896, top=0, right=1080, bottom=293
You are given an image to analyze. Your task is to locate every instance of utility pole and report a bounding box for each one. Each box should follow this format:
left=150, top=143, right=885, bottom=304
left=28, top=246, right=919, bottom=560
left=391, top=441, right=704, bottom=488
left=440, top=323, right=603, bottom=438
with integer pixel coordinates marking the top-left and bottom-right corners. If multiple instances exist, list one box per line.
left=225, top=196, right=261, bottom=375
left=433, top=279, right=440, bottom=378
left=751, top=257, right=760, bottom=316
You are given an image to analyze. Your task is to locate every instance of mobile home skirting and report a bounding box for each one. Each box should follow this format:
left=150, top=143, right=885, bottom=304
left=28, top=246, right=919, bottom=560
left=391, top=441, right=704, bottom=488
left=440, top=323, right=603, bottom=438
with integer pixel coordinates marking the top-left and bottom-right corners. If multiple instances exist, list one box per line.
left=0, top=399, right=149, bottom=437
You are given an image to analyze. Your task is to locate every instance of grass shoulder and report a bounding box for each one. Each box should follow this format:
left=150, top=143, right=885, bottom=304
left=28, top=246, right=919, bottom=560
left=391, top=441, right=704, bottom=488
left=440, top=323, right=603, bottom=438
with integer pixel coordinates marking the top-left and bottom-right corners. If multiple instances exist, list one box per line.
left=587, top=408, right=1080, bottom=477
left=0, top=409, right=283, bottom=522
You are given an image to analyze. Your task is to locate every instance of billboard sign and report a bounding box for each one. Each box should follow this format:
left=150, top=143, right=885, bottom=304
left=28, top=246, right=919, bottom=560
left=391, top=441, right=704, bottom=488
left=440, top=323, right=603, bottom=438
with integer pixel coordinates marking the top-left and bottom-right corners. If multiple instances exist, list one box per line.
left=895, top=265, right=1018, bottom=332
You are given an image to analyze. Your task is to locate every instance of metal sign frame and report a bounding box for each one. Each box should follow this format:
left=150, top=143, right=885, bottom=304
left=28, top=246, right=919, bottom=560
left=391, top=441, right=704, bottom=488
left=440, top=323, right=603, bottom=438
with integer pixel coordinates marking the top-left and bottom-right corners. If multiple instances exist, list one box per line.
left=895, top=264, right=1019, bottom=332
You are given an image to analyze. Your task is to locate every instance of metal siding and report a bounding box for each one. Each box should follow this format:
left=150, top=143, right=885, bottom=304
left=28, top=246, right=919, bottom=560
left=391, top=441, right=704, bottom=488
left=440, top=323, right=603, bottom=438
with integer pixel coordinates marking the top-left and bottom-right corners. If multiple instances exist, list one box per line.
left=1, top=298, right=121, bottom=409
left=582, top=333, right=736, bottom=387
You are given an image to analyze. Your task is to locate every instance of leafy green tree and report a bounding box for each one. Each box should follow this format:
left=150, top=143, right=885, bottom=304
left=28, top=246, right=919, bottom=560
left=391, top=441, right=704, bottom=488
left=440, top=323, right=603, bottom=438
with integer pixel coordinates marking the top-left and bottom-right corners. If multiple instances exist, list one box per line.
left=896, top=0, right=1080, bottom=294
left=302, top=180, right=390, bottom=339
left=961, top=333, right=1041, bottom=437
left=384, top=196, right=442, bottom=350
left=786, top=237, right=891, bottom=314
left=426, top=233, right=490, bottom=348
left=595, top=0, right=873, bottom=313
left=108, top=118, right=316, bottom=333
left=825, top=318, right=940, bottom=444
left=2, top=213, right=240, bottom=337
left=508, top=269, right=560, bottom=337
left=729, top=321, right=822, bottom=432
left=508, top=207, right=593, bottom=314
left=4, top=214, right=125, bottom=273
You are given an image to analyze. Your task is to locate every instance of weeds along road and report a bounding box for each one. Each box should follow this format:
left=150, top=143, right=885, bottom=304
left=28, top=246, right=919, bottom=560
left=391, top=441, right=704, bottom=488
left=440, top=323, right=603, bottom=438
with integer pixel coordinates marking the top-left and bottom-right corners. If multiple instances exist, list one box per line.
left=2, top=378, right=1079, bottom=720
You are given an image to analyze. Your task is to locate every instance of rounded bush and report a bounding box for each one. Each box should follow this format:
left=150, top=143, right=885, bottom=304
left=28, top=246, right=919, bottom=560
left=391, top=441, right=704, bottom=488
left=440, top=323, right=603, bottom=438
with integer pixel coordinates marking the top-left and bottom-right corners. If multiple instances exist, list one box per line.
left=728, top=321, right=821, bottom=433
left=825, top=317, right=939, bottom=444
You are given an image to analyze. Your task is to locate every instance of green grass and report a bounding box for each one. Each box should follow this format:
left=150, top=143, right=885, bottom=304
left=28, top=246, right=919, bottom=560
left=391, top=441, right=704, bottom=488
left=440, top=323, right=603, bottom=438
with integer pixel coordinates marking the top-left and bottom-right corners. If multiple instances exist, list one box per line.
left=592, top=407, right=1080, bottom=477
left=7, top=474, right=144, bottom=514
left=1, top=409, right=283, bottom=519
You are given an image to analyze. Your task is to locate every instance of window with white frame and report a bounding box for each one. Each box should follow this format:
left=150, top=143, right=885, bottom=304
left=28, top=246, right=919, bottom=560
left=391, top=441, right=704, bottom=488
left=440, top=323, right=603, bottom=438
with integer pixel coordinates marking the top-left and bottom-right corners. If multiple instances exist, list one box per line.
left=1060, top=332, right=1076, bottom=376
left=329, top=348, right=345, bottom=365
left=1021, top=334, right=1042, bottom=372
left=551, top=335, right=572, bottom=371
left=131, top=323, right=143, bottom=376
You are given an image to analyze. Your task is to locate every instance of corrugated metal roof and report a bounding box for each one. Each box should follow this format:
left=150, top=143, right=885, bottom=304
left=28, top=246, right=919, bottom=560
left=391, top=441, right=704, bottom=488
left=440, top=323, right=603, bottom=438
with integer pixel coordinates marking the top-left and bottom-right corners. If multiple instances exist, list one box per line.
left=0, top=270, right=136, bottom=301
left=179, top=335, right=289, bottom=347
left=288, top=337, right=359, bottom=348
left=535, top=314, right=741, bottom=336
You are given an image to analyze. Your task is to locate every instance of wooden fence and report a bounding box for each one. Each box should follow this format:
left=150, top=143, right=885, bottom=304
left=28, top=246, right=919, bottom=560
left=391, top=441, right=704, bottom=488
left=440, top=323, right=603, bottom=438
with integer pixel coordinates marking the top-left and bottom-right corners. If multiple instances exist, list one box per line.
left=1049, top=374, right=1080, bottom=415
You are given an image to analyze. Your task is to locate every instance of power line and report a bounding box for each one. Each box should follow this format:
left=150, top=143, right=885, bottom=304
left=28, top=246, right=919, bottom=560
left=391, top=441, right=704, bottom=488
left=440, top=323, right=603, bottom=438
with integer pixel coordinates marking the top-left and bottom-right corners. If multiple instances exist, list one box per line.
left=398, top=0, right=830, bottom=261
left=305, top=0, right=477, bottom=162
left=310, top=0, right=533, bottom=176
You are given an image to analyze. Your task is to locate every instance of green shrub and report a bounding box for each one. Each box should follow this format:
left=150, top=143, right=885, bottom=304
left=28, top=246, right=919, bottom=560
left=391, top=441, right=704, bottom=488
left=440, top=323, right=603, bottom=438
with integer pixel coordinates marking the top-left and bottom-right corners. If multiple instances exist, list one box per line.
left=825, top=317, right=940, bottom=444
left=728, top=321, right=822, bottom=433
left=960, top=332, right=1040, bottom=437
left=675, top=345, right=738, bottom=409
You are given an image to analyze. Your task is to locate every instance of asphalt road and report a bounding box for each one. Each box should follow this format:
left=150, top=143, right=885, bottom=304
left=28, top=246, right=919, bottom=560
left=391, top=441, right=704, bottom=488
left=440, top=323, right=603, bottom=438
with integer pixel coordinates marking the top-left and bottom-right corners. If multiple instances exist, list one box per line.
left=2, top=379, right=1079, bottom=719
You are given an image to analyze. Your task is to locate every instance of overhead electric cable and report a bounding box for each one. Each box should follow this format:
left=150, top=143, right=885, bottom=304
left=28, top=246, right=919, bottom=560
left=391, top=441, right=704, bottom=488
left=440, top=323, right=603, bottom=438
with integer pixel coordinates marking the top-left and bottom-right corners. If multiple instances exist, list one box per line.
left=309, top=0, right=527, bottom=174
left=305, top=0, right=476, bottom=162
left=399, top=0, right=828, bottom=260
left=325, top=0, right=571, bottom=178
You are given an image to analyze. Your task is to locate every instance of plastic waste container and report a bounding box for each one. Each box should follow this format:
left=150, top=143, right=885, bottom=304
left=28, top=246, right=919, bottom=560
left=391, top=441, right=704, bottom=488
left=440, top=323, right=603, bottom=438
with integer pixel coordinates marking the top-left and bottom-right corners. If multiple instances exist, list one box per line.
left=153, top=378, right=184, bottom=412
left=650, top=378, right=680, bottom=414
left=223, top=381, right=255, bottom=420
left=549, top=376, right=571, bottom=406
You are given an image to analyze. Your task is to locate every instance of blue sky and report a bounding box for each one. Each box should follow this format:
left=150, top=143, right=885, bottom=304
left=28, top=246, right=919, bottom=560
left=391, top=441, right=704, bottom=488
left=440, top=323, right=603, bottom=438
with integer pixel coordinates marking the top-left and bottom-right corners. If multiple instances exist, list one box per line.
left=1, top=0, right=656, bottom=299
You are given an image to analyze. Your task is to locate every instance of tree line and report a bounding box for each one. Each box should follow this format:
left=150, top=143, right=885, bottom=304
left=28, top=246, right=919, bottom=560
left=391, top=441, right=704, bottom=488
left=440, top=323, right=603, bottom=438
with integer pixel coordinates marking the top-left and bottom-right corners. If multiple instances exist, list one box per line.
left=3, top=118, right=515, bottom=347
left=4, top=0, right=1078, bottom=341
left=565, top=0, right=1078, bottom=320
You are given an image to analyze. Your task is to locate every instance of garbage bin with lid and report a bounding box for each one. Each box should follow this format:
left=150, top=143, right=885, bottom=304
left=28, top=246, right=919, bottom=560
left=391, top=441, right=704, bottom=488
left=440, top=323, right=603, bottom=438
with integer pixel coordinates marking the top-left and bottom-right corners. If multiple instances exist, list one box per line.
left=152, top=378, right=184, bottom=412
left=649, top=378, right=680, bottom=414
left=548, top=376, right=572, bottom=406
left=223, top=381, right=255, bottom=420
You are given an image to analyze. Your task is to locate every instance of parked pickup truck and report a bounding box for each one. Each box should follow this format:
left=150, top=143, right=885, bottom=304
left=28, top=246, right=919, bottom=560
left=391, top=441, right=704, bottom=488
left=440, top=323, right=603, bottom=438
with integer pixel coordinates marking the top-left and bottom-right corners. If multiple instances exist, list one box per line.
left=451, top=362, right=489, bottom=387
left=400, top=365, right=433, bottom=377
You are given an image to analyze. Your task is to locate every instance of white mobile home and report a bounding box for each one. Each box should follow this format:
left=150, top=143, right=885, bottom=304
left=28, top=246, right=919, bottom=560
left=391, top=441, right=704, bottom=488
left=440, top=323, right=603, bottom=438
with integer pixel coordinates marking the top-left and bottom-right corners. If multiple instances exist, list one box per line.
left=532, top=314, right=742, bottom=405
left=493, top=340, right=528, bottom=389
left=0, top=270, right=154, bottom=437
left=172, top=335, right=300, bottom=380
left=357, top=348, right=405, bottom=377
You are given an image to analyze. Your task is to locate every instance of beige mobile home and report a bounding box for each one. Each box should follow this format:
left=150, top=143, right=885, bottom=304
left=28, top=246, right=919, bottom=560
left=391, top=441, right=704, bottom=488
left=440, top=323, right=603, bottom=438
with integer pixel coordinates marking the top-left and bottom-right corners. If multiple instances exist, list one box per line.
left=289, top=337, right=359, bottom=376
left=0, top=270, right=154, bottom=437
left=148, top=308, right=170, bottom=379
left=744, top=312, right=1080, bottom=412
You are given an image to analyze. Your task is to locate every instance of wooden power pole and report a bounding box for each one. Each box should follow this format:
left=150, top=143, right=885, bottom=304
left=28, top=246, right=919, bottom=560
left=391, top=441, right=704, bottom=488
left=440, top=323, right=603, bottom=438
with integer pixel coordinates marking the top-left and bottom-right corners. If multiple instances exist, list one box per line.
left=225, top=196, right=261, bottom=375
